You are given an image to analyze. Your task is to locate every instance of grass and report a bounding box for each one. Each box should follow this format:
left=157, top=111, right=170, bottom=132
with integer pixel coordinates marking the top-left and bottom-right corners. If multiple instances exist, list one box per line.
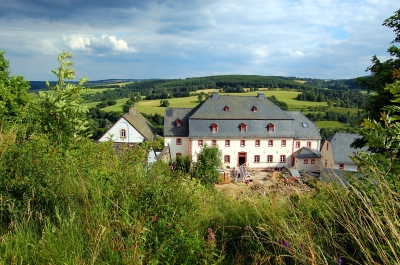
left=84, top=90, right=328, bottom=115
left=83, top=87, right=116, bottom=95
left=314, top=120, right=346, bottom=128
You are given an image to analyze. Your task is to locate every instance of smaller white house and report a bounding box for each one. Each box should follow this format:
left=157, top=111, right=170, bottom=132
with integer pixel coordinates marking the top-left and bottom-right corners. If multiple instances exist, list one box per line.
left=98, top=106, right=157, bottom=159
left=320, top=132, right=367, bottom=171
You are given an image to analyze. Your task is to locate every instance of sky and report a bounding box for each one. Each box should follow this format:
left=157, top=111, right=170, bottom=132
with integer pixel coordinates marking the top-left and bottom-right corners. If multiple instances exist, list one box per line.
left=0, top=0, right=398, bottom=81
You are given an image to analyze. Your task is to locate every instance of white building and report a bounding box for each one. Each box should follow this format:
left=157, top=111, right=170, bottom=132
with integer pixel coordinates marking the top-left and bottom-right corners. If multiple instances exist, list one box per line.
left=98, top=106, right=157, bottom=159
left=164, top=93, right=321, bottom=169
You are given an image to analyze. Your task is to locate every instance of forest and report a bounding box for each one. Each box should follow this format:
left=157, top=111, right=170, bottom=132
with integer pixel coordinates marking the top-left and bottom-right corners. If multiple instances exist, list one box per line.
left=1, top=8, right=400, bottom=264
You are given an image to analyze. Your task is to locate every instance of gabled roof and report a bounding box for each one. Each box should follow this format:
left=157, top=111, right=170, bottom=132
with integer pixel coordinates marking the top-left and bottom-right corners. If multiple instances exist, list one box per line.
left=320, top=168, right=363, bottom=187
left=326, top=133, right=367, bottom=164
left=123, top=111, right=157, bottom=141
left=189, top=93, right=293, bottom=120
left=292, top=147, right=321, bottom=158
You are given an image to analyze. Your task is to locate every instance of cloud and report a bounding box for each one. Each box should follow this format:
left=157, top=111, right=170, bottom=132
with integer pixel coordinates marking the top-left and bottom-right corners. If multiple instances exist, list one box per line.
left=63, top=35, right=137, bottom=55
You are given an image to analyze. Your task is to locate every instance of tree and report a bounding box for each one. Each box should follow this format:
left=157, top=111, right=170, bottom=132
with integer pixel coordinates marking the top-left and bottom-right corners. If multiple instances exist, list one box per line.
left=34, top=51, right=89, bottom=144
left=198, top=92, right=206, bottom=102
left=160, top=100, right=170, bottom=107
left=193, top=145, right=222, bottom=186
left=357, top=8, right=400, bottom=122
left=0, top=51, right=31, bottom=123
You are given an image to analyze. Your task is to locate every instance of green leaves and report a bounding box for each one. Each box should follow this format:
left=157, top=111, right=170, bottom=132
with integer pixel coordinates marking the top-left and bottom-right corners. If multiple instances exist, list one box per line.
left=34, top=51, right=89, bottom=144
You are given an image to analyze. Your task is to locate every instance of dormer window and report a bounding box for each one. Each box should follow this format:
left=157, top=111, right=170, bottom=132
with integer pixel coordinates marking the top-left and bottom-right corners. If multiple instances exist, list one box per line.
left=211, top=123, right=218, bottom=132
left=175, top=119, right=182, bottom=127
left=224, top=106, right=230, bottom=112
left=239, top=123, right=247, bottom=132
left=267, top=123, right=275, bottom=132
left=252, top=106, right=258, bottom=112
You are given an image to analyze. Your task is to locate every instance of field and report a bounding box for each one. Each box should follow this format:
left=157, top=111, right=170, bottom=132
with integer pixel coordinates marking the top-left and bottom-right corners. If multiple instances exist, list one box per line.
left=314, top=120, right=346, bottom=128
left=83, top=87, right=116, bottom=95
left=85, top=89, right=329, bottom=115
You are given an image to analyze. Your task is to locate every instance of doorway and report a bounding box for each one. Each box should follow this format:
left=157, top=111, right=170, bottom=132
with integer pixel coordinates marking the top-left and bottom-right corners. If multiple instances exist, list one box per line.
left=238, top=152, right=247, bottom=166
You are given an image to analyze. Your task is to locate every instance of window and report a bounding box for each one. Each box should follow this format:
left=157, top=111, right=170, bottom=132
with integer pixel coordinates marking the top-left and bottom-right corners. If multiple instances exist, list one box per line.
left=296, top=142, right=300, bottom=148
left=267, top=155, right=273, bottom=163
left=225, top=140, right=230, bottom=147
left=239, top=123, right=247, bottom=132
left=252, top=106, right=258, bottom=112
left=176, top=138, right=182, bottom=145
left=324, top=160, right=328, bottom=167
left=307, top=142, right=311, bottom=148
left=267, top=124, right=275, bottom=132
left=280, top=155, right=286, bottom=163
left=339, top=164, right=344, bottom=170
left=224, top=155, right=230, bottom=163
left=198, top=140, right=203, bottom=147
left=224, top=106, right=230, bottom=112
left=240, top=140, right=246, bottom=147
left=120, top=129, right=126, bottom=138
left=255, top=140, right=260, bottom=147
left=281, top=140, right=286, bottom=147
left=176, top=153, right=182, bottom=157
left=311, top=159, right=315, bottom=164
left=211, top=123, right=218, bottom=132
left=254, top=155, right=260, bottom=163
left=304, top=159, right=308, bottom=164
left=268, top=140, right=273, bottom=147
left=326, top=142, right=329, bottom=150
left=175, top=119, right=182, bottom=127
left=211, top=139, right=217, bottom=147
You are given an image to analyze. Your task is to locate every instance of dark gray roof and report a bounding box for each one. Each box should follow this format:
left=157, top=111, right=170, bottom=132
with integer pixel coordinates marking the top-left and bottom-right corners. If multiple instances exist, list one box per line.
left=327, top=133, right=367, bottom=164
left=320, top=168, right=363, bottom=187
left=163, top=108, right=192, bottom=137
left=292, top=147, right=321, bottom=158
left=188, top=118, right=295, bottom=138
left=189, top=93, right=293, bottom=120
left=164, top=94, right=321, bottom=140
left=285, top=111, right=321, bottom=140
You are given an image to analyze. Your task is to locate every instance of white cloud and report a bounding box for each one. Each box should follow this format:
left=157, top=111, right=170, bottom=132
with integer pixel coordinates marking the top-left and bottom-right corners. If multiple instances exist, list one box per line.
left=63, top=34, right=137, bottom=54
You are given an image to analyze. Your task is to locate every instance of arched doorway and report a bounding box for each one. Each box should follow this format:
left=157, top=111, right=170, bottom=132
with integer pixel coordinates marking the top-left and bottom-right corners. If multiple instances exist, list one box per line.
left=238, top=152, right=247, bottom=166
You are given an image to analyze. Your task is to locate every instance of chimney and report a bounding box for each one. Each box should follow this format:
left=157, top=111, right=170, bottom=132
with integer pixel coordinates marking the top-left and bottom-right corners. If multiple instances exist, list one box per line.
left=212, top=92, right=219, bottom=99
left=129, top=105, right=137, bottom=115
left=258, top=93, right=265, bottom=99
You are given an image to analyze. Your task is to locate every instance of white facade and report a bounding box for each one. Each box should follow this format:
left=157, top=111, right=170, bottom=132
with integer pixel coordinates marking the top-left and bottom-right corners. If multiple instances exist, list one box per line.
left=98, top=117, right=145, bottom=143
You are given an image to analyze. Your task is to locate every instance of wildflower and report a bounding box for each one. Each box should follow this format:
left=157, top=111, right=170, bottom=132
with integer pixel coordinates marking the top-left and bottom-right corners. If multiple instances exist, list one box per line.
left=284, top=241, right=289, bottom=249
left=153, top=215, right=157, bottom=221
left=338, top=257, right=343, bottom=265
left=244, top=225, right=249, bottom=230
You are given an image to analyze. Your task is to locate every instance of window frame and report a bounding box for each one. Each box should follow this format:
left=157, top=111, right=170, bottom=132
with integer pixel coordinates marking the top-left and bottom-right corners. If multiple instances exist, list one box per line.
left=255, top=139, right=260, bottom=147
left=211, top=139, right=217, bottom=147
left=225, top=140, right=230, bottom=147
left=254, top=155, right=260, bottom=163
left=307, top=142, right=311, bottom=148
left=280, top=155, right=286, bottom=163
left=267, top=124, right=275, bottom=132
left=304, top=159, right=308, bottom=164
left=176, top=138, right=182, bottom=145
left=175, top=119, right=182, bottom=127
left=267, top=155, right=273, bottom=163
left=224, top=155, right=230, bottom=164
left=120, top=129, right=127, bottom=138
left=311, top=159, right=315, bottom=164
left=281, top=140, right=286, bottom=147
left=176, top=152, right=182, bottom=157
left=240, top=140, right=246, bottom=147
left=339, top=163, right=344, bottom=170
left=295, top=142, right=300, bottom=148
left=198, top=140, right=203, bottom=147
left=268, top=140, right=273, bottom=147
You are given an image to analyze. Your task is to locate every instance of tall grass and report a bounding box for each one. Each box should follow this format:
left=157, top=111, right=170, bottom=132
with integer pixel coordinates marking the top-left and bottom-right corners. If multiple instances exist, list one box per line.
left=0, top=126, right=399, bottom=264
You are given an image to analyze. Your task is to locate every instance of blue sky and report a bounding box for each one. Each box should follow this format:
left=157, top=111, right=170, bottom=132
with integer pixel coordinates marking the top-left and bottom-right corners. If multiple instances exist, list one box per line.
left=0, top=0, right=398, bottom=81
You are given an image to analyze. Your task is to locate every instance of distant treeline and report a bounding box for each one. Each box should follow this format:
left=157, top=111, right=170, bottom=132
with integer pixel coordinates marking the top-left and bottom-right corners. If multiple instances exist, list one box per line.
left=296, top=89, right=369, bottom=108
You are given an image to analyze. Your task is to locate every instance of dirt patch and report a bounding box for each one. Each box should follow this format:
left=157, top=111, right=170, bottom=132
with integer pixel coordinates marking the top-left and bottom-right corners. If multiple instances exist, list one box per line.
left=215, top=170, right=313, bottom=197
